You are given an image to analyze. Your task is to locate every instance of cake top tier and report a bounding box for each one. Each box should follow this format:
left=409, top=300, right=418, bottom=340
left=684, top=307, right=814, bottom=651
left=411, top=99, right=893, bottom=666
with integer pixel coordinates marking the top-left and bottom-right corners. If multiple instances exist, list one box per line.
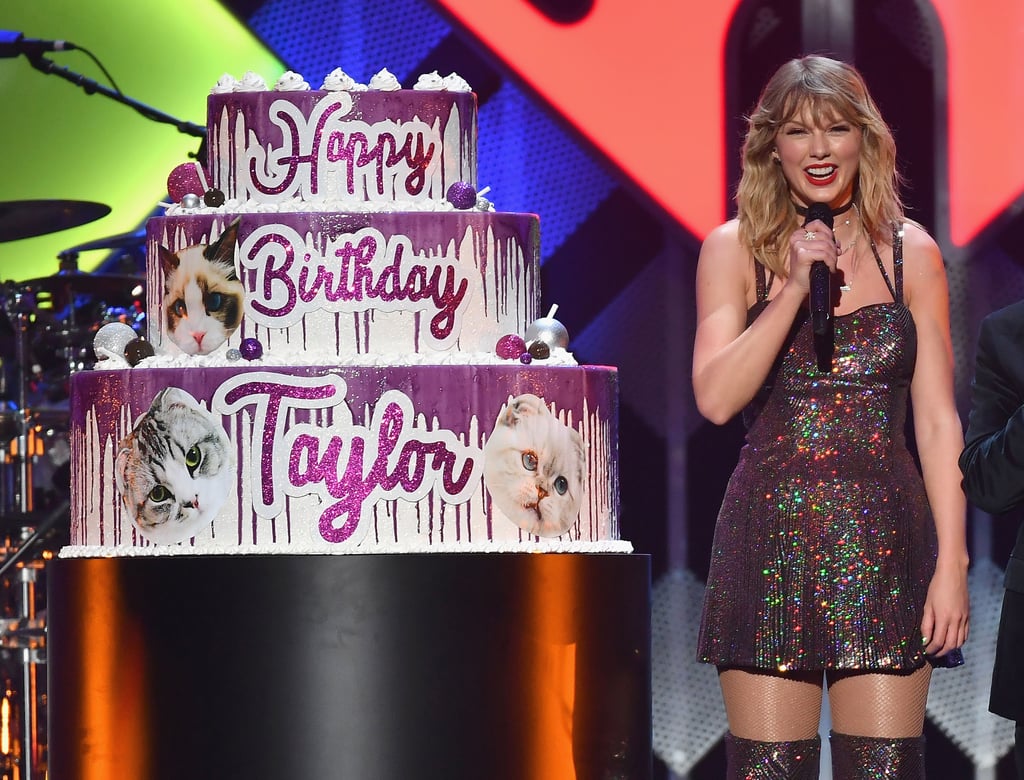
left=204, top=68, right=478, bottom=208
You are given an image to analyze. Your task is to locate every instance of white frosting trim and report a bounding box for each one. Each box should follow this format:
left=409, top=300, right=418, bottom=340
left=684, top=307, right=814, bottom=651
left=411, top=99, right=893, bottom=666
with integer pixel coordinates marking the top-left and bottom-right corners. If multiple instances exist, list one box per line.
left=59, top=541, right=635, bottom=558
left=213, top=69, right=473, bottom=94
left=160, top=195, right=496, bottom=216
left=94, top=348, right=580, bottom=370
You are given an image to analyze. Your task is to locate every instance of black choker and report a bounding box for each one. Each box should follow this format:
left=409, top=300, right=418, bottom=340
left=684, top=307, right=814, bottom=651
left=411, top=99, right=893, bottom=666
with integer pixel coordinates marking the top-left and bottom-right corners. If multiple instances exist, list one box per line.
left=794, top=200, right=854, bottom=217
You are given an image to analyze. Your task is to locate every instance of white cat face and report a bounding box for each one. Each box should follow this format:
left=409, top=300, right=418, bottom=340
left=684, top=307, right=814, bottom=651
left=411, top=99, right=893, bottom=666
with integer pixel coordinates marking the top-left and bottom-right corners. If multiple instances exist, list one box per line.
left=115, top=387, right=234, bottom=544
left=483, top=394, right=586, bottom=538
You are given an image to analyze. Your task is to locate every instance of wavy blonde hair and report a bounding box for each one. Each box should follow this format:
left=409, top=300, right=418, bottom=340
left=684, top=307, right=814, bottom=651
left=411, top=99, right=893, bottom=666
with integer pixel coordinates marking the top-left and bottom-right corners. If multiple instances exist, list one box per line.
left=736, top=55, right=904, bottom=277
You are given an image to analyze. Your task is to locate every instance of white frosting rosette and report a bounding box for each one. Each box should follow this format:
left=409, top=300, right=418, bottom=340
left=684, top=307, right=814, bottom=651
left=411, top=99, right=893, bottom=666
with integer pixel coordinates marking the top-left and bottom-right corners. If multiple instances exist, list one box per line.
left=234, top=71, right=268, bottom=92
left=442, top=72, right=471, bottom=92
left=274, top=71, right=310, bottom=91
left=211, top=73, right=238, bottom=94
left=368, top=68, right=401, bottom=91
left=413, top=71, right=446, bottom=91
left=321, top=68, right=367, bottom=91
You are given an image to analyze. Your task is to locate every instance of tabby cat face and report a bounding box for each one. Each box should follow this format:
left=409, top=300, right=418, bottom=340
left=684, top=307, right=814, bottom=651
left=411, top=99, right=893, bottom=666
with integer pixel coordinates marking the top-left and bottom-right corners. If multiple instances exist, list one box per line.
left=115, top=387, right=234, bottom=544
left=161, top=219, right=244, bottom=356
left=482, top=394, right=586, bottom=537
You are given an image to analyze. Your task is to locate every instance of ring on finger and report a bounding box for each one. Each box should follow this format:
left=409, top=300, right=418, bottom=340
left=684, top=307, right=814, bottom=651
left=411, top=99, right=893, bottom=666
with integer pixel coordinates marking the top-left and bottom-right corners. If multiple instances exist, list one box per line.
left=804, top=231, right=817, bottom=241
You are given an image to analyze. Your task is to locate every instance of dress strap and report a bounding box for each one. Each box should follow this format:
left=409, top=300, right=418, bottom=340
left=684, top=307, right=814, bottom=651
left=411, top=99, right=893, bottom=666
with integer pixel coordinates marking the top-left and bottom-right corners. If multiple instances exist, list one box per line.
left=892, top=223, right=904, bottom=304
left=754, top=260, right=775, bottom=302
left=866, top=224, right=900, bottom=304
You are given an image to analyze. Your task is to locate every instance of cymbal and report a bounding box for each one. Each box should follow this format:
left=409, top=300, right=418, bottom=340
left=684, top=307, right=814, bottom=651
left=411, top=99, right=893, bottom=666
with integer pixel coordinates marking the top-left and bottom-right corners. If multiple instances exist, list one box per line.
left=60, top=228, right=146, bottom=254
left=18, top=271, right=144, bottom=301
left=0, top=200, right=111, bottom=243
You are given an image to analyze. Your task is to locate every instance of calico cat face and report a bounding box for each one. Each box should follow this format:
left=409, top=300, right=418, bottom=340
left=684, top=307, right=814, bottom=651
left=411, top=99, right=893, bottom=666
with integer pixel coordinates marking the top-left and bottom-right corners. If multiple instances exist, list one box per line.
left=115, top=387, right=234, bottom=544
left=161, top=219, right=244, bottom=355
left=483, top=394, right=586, bottom=538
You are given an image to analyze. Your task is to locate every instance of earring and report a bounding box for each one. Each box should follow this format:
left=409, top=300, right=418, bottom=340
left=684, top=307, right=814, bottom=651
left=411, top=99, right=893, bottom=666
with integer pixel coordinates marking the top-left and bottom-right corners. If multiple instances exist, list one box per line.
left=771, top=150, right=781, bottom=164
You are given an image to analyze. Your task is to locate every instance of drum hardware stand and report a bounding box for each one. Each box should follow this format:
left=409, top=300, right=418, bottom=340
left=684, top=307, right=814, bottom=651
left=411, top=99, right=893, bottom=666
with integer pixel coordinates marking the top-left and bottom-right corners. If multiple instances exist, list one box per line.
left=0, top=500, right=66, bottom=780
left=2, top=284, right=37, bottom=519
left=0, top=284, right=64, bottom=780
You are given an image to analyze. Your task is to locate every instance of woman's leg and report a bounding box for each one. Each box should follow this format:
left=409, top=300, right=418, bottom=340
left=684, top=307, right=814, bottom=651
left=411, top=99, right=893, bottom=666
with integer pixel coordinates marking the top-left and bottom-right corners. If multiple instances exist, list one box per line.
left=826, top=666, right=931, bottom=779
left=718, top=667, right=824, bottom=778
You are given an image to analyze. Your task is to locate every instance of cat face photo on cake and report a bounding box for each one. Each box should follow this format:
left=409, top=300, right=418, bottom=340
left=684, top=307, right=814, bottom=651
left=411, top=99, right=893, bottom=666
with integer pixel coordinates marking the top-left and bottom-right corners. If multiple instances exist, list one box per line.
left=114, top=387, right=234, bottom=545
left=483, top=394, right=586, bottom=537
left=159, top=218, right=244, bottom=356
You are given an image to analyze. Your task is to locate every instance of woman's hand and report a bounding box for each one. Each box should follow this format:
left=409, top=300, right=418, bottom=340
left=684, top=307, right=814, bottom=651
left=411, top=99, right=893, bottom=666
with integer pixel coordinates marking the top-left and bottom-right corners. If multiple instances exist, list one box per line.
left=920, top=558, right=970, bottom=658
left=785, top=218, right=838, bottom=291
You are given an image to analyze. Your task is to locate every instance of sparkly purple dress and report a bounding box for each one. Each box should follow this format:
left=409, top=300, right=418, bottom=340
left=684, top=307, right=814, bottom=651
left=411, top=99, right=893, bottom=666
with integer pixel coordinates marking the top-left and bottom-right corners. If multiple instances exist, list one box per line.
left=697, top=231, right=937, bottom=671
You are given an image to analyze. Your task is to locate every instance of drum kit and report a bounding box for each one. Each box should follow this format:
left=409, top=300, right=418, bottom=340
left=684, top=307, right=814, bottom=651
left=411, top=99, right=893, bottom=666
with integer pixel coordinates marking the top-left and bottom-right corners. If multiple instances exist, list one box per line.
left=0, top=200, right=146, bottom=779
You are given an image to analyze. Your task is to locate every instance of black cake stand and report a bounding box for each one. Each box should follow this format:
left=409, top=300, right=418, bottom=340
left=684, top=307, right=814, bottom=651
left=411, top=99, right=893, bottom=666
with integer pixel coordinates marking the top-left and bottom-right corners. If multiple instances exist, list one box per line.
left=47, top=552, right=651, bottom=779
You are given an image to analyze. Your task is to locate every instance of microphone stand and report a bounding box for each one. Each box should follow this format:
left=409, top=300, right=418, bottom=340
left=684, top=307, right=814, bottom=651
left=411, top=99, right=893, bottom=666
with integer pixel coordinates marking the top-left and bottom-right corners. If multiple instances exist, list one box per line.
left=25, top=53, right=207, bottom=157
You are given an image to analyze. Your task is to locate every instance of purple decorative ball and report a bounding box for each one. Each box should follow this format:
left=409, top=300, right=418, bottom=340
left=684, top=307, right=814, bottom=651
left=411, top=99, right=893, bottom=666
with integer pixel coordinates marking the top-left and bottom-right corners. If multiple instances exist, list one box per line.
left=495, top=333, right=527, bottom=360
left=446, top=181, right=478, bottom=210
left=167, top=162, right=207, bottom=202
left=240, top=337, right=263, bottom=360
left=519, top=352, right=533, bottom=365
left=124, top=338, right=155, bottom=366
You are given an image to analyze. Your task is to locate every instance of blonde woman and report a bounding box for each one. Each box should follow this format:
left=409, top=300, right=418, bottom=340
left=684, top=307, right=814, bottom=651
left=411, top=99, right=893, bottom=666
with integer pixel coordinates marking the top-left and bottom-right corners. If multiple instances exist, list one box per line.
left=692, top=55, right=969, bottom=778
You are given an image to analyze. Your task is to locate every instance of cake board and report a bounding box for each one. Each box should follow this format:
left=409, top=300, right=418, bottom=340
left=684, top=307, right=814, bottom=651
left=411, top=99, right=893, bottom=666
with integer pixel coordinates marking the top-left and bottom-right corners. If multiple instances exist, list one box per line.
left=47, top=552, right=652, bottom=779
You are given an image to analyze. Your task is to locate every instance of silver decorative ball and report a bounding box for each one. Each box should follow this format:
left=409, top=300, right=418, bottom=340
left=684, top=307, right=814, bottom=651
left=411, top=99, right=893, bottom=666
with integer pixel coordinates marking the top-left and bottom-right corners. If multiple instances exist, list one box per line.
left=525, top=315, right=569, bottom=350
left=93, top=322, right=140, bottom=360
left=181, top=193, right=201, bottom=209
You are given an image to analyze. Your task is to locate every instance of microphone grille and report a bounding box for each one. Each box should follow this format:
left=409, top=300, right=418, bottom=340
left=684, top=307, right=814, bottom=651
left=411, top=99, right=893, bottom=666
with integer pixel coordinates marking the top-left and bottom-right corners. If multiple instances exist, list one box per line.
left=805, top=202, right=834, bottom=230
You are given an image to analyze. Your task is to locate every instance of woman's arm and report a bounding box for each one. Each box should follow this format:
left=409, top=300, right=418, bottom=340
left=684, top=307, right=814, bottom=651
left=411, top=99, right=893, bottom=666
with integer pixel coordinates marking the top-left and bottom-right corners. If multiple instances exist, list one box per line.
left=692, top=219, right=831, bottom=424
left=904, top=224, right=970, bottom=657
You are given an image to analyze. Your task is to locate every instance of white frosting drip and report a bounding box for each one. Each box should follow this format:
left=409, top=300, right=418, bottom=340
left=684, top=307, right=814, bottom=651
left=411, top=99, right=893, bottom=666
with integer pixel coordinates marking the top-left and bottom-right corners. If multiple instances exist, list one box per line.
left=273, top=71, right=310, bottom=91
left=367, top=68, right=401, bottom=91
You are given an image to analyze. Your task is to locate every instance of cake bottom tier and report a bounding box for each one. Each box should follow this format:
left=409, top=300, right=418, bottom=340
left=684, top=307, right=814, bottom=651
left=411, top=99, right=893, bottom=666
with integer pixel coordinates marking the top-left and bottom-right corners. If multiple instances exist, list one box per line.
left=47, top=552, right=652, bottom=780
left=69, top=364, right=620, bottom=552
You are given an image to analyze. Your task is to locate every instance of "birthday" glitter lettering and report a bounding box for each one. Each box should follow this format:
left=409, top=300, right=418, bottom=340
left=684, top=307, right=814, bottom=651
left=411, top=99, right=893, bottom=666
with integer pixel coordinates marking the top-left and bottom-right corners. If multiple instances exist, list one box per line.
left=238, top=224, right=471, bottom=347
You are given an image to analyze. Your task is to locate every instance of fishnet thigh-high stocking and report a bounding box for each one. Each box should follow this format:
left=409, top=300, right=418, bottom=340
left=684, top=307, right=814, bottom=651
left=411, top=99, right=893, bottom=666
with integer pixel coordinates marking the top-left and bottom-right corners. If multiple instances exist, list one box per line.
left=826, top=665, right=932, bottom=737
left=719, top=669, right=824, bottom=778
left=719, top=667, right=825, bottom=741
left=826, top=667, right=931, bottom=779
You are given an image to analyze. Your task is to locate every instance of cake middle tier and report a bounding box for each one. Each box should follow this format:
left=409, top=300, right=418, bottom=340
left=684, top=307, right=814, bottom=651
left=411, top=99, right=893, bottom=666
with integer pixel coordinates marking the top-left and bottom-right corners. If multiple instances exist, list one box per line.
left=69, top=364, right=620, bottom=554
left=146, top=211, right=540, bottom=360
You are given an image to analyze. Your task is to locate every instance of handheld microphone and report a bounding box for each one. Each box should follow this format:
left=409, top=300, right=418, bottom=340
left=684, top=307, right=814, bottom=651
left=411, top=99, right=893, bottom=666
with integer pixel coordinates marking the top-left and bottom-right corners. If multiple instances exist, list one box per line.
left=805, top=202, right=834, bottom=337
left=0, top=30, right=76, bottom=59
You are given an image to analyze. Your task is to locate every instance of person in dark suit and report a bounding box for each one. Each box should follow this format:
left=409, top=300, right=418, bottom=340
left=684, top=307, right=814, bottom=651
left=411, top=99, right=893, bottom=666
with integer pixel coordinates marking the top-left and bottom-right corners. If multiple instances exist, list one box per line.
left=959, top=299, right=1024, bottom=779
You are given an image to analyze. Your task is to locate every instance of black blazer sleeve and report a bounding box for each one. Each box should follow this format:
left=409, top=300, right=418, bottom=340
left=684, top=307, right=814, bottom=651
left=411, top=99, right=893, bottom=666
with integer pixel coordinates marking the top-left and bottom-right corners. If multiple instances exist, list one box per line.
left=959, top=301, right=1024, bottom=514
